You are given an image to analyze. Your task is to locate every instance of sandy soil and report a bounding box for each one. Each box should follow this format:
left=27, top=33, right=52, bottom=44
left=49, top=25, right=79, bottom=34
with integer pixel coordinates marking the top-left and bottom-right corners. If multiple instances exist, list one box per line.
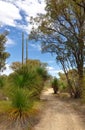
left=34, top=88, right=85, bottom=130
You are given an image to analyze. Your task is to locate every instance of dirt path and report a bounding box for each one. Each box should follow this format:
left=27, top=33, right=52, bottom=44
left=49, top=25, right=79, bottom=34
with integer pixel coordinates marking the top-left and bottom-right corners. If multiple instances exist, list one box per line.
left=34, top=88, right=85, bottom=130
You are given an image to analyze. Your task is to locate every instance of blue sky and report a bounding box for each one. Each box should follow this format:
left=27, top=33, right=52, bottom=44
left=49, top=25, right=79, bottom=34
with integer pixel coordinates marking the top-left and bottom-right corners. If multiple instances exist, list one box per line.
left=0, top=0, right=62, bottom=77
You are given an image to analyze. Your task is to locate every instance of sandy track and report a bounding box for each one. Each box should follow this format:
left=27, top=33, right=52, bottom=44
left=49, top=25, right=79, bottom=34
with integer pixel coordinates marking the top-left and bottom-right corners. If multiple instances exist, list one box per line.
left=34, top=88, right=85, bottom=130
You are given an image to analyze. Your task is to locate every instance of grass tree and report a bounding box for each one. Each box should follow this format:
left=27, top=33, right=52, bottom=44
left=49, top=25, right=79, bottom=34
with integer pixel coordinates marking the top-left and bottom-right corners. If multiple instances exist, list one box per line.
left=52, top=77, right=59, bottom=94
left=7, top=65, right=41, bottom=129
left=9, top=88, right=32, bottom=120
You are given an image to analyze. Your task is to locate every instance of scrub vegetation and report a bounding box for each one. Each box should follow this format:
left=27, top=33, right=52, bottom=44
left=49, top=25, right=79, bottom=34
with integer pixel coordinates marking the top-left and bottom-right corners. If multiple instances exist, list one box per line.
left=0, top=59, right=49, bottom=129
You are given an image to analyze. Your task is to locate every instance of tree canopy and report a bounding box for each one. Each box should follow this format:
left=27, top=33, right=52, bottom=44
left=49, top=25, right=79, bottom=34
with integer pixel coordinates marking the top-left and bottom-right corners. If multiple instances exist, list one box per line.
left=0, top=31, right=10, bottom=73
left=29, top=0, right=85, bottom=98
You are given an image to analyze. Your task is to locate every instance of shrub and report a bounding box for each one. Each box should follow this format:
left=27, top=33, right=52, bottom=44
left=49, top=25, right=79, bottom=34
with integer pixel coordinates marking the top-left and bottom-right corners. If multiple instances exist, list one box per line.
left=8, top=65, right=44, bottom=100
left=11, top=89, right=31, bottom=111
left=52, top=77, right=59, bottom=94
left=6, top=88, right=34, bottom=129
left=0, top=76, right=5, bottom=88
left=36, top=66, right=48, bottom=81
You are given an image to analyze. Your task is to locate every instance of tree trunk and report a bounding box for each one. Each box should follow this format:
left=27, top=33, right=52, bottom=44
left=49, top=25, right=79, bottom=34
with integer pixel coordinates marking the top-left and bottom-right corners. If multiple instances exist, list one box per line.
left=77, top=62, right=84, bottom=98
left=53, top=86, right=58, bottom=94
left=61, top=63, right=75, bottom=98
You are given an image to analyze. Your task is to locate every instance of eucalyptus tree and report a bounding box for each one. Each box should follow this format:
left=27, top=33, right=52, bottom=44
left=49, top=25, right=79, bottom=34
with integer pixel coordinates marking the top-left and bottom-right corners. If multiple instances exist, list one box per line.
left=0, top=31, right=10, bottom=73
left=29, top=0, right=85, bottom=98
left=72, top=0, right=85, bottom=10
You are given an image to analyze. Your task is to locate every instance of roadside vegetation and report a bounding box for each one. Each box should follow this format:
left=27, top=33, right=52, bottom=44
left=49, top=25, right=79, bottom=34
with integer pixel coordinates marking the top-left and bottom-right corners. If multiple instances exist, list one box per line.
left=0, top=0, right=85, bottom=129
left=29, top=0, right=85, bottom=99
left=51, top=77, right=59, bottom=94
left=0, top=59, right=49, bottom=129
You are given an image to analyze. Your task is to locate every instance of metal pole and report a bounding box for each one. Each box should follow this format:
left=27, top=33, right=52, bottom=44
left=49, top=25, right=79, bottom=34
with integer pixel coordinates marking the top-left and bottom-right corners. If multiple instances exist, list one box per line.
left=26, top=37, right=28, bottom=64
left=22, top=32, right=24, bottom=65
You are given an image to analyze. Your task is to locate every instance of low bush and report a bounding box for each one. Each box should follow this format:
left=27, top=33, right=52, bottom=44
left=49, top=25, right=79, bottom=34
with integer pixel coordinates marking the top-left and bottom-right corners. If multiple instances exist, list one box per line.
left=52, top=77, right=59, bottom=94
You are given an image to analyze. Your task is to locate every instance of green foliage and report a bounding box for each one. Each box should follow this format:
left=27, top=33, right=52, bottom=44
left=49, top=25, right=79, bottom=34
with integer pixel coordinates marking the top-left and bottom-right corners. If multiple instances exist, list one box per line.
left=0, top=75, right=7, bottom=88
left=26, top=59, right=41, bottom=70
left=52, top=77, right=59, bottom=94
left=8, top=64, right=46, bottom=99
left=0, top=31, right=10, bottom=72
left=0, top=77, right=4, bottom=88
left=10, top=59, right=42, bottom=72
left=10, top=62, right=22, bottom=71
left=5, top=88, right=33, bottom=129
left=4, top=59, right=49, bottom=128
left=9, top=66, right=36, bottom=89
left=59, top=82, right=68, bottom=92
left=29, top=0, right=85, bottom=98
left=81, top=77, right=85, bottom=102
left=36, top=66, right=48, bottom=81
left=11, top=88, right=32, bottom=111
left=9, top=59, right=49, bottom=99
left=52, top=77, right=58, bottom=87
left=58, top=72, right=68, bottom=92
left=3, top=68, right=44, bottom=128
left=58, top=70, right=83, bottom=98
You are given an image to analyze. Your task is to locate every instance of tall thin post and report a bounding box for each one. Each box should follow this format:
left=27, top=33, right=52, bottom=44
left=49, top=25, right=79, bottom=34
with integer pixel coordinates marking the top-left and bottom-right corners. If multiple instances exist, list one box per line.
left=26, top=37, right=28, bottom=64
left=22, top=32, right=24, bottom=65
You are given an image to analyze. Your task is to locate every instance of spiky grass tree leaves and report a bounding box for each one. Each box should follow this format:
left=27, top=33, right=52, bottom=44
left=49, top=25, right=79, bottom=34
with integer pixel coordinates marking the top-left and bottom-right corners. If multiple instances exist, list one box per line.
left=9, top=65, right=36, bottom=89
left=36, top=66, right=48, bottom=81
left=8, top=65, right=44, bottom=99
left=11, top=89, right=30, bottom=111
left=2, top=60, right=48, bottom=129
left=10, top=89, right=32, bottom=118
left=7, top=88, right=33, bottom=129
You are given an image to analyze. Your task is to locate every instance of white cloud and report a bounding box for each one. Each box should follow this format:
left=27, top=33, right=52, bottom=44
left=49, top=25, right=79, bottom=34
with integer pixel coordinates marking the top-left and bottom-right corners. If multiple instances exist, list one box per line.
left=1, top=64, right=13, bottom=76
left=0, top=1, right=22, bottom=26
left=0, top=0, right=46, bottom=32
left=6, top=38, right=15, bottom=46
left=15, top=0, right=46, bottom=32
left=15, top=0, right=45, bottom=17
left=30, top=44, right=41, bottom=51
left=46, top=66, right=54, bottom=71
left=46, top=66, right=63, bottom=78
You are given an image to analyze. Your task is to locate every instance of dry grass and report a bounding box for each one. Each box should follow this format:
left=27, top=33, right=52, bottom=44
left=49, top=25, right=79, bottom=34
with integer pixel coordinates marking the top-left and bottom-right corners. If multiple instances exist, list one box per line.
left=0, top=100, right=42, bottom=130
left=0, top=100, right=11, bottom=113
